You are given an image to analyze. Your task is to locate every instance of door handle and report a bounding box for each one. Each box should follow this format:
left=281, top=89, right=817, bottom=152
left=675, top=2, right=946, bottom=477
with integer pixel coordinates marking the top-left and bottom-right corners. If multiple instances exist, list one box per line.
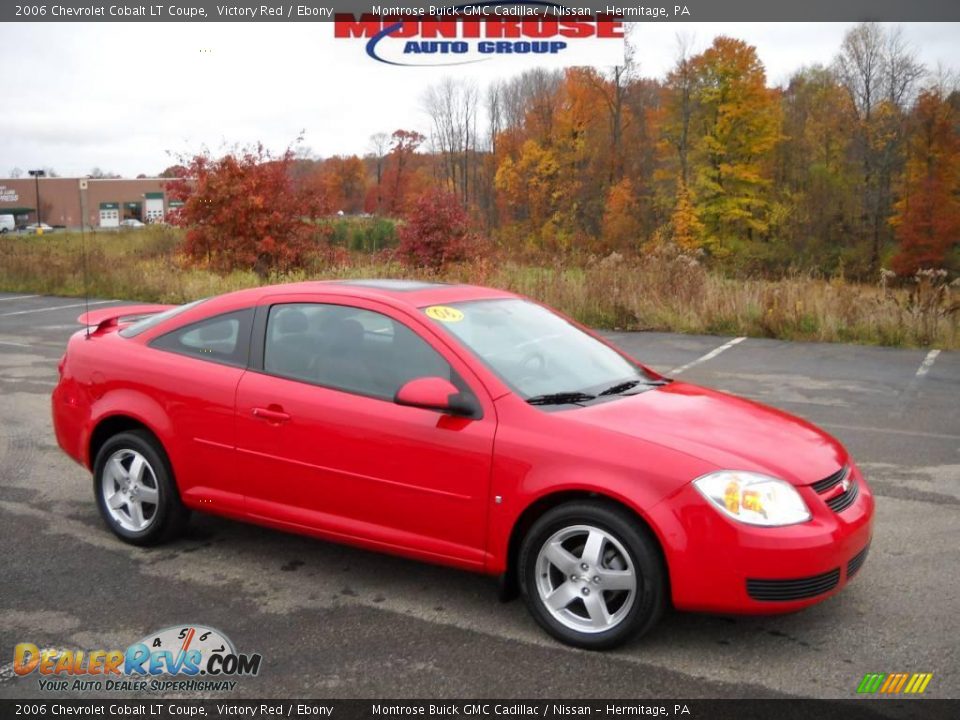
left=252, top=407, right=291, bottom=424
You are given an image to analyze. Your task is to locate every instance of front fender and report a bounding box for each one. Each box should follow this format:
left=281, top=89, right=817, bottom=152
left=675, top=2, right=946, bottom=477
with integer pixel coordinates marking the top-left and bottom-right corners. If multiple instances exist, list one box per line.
left=485, top=442, right=711, bottom=575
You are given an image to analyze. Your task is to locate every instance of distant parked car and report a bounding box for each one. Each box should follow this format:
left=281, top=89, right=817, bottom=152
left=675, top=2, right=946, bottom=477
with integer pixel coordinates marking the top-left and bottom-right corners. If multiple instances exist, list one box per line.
left=0, top=214, right=15, bottom=233
left=120, top=219, right=145, bottom=228
left=23, top=223, right=54, bottom=234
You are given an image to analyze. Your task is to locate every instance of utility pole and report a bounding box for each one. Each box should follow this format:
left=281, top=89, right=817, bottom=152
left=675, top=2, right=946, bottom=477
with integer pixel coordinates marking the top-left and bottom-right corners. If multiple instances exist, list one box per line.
left=28, top=169, right=46, bottom=225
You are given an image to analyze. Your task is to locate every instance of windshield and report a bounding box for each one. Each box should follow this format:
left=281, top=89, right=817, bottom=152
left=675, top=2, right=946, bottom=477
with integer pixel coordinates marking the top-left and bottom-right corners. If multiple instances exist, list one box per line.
left=422, top=299, right=657, bottom=403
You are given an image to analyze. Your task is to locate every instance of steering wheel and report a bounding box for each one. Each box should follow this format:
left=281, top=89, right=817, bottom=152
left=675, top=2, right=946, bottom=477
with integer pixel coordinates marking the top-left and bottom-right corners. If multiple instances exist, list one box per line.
left=515, top=351, right=547, bottom=385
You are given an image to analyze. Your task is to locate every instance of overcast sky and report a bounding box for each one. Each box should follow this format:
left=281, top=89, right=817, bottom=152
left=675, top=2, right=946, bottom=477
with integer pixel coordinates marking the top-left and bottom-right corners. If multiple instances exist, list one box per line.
left=1, top=22, right=958, bottom=178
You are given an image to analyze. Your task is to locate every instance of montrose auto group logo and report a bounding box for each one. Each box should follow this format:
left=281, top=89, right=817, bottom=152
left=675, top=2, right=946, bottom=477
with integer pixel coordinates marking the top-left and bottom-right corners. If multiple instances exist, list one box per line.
left=12, top=625, right=261, bottom=693
left=334, top=2, right=625, bottom=67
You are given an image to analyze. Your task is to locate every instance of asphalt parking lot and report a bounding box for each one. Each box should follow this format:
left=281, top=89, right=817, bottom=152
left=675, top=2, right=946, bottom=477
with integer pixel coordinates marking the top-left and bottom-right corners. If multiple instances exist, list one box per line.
left=0, top=293, right=957, bottom=700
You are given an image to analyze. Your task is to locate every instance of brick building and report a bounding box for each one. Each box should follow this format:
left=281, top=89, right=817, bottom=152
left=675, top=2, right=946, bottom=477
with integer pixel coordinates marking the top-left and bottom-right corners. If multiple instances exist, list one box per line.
left=0, top=177, right=182, bottom=229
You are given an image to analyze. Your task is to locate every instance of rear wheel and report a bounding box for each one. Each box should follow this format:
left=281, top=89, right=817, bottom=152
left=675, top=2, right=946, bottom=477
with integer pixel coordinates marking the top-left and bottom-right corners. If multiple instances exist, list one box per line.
left=519, top=500, right=665, bottom=650
left=93, top=430, right=189, bottom=546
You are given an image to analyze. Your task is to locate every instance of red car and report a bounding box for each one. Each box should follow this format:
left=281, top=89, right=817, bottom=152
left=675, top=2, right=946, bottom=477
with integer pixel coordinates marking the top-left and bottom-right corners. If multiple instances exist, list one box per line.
left=52, top=280, right=873, bottom=649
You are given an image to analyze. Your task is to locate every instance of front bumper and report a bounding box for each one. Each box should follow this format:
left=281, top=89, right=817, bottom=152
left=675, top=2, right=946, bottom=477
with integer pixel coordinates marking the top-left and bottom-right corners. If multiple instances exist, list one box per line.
left=649, top=464, right=874, bottom=614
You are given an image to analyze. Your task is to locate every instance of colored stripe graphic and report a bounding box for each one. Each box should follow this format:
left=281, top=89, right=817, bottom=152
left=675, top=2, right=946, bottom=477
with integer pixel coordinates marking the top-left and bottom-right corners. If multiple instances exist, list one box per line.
left=858, top=672, right=932, bottom=694
left=857, top=673, right=886, bottom=693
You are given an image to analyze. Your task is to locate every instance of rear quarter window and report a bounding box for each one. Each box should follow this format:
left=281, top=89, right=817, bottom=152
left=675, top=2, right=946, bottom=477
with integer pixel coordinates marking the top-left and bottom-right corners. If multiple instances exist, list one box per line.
left=149, top=308, right=253, bottom=368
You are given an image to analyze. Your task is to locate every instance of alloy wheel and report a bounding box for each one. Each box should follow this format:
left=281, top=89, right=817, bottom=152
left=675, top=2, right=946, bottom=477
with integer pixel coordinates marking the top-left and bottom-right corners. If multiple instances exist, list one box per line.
left=100, top=448, right=160, bottom=532
left=534, top=524, right=637, bottom=634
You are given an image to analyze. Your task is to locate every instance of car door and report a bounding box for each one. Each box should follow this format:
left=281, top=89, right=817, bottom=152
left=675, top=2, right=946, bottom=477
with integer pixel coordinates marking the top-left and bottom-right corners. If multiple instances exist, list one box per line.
left=234, top=294, right=497, bottom=569
left=141, top=307, right=254, bottom=515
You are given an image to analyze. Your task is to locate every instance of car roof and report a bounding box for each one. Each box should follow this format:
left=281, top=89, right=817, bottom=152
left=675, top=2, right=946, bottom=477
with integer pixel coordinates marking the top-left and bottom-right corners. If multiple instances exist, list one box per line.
left=201, top=279, right=520, bottom=314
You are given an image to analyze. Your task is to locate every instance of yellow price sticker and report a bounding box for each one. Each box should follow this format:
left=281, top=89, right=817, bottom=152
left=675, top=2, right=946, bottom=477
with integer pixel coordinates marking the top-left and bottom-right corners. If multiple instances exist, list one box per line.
left=425, top=305, right=464, bottom=323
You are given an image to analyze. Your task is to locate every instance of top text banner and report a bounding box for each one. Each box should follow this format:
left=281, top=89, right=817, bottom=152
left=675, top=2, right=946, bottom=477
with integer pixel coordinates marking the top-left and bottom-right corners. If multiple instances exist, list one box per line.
left=5, top=0, right=960, bottom=22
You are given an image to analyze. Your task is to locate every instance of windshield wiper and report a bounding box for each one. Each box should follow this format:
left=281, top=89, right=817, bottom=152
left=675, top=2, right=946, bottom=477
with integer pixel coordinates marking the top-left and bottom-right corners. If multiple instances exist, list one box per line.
left=526, top=391, right=597, bottom=406
left=598, top=378, right=670, bottom=396
left=598, top=380, right=643, bottom=396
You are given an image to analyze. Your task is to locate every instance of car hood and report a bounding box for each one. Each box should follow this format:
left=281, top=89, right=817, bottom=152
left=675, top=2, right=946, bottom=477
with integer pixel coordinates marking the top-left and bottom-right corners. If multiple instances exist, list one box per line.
left=570, top=381, right=846, bottom=486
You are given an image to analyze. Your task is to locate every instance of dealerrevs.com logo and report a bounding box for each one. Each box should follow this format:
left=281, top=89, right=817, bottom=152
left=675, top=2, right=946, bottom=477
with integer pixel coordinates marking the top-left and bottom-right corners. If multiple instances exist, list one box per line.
left=13, top=625, right=262, bottom=693
left=334, top=3, right=625, bottom=67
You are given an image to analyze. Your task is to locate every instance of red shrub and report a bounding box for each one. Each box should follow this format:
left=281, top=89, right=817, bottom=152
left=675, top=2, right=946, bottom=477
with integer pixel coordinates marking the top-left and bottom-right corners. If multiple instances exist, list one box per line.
left=397, top=190, right=477, bottom=270
left=166, top=144, right=329, bottom=275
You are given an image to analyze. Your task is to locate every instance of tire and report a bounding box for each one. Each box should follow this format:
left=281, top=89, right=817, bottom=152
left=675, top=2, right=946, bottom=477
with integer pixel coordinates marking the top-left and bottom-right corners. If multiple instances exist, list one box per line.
left=93, top=430, right=189, bottom=546
left=518, top=500, right=665, bottom=650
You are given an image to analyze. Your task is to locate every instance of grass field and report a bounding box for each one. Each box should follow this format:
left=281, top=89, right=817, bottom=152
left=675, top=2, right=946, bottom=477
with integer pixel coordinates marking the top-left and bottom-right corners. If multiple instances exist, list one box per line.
left=1, top=226, right=956, bottom=348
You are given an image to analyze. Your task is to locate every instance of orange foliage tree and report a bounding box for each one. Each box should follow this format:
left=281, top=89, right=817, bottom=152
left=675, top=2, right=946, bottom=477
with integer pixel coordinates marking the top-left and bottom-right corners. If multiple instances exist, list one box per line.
left=384, top=130, right=427, bottom=216
left=890, top=88, right=960, bottom=275
left=670, top=178, right=704, bottom=251
left=600, top=178, right=642, bottom=251
left=317, top=155, right=368, bottom=215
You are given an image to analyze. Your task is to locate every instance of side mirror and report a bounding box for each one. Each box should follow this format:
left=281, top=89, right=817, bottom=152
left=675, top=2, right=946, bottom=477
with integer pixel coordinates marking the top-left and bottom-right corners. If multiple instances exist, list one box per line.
left=395, top=377, right=476, bottom=416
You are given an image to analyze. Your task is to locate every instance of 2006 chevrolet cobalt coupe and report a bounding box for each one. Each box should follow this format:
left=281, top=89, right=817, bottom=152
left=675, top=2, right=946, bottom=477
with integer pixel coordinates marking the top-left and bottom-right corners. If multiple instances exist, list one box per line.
left=52, top=280, right=873, bottom=648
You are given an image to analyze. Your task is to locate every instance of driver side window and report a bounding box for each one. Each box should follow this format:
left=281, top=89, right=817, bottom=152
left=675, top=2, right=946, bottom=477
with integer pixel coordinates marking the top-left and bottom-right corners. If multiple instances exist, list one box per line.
left=263, top=303, right=456, bottom=401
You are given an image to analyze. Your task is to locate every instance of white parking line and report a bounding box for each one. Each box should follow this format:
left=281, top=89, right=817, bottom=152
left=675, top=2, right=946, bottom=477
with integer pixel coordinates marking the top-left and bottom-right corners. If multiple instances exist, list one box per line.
left=670, top=337, right=747, bottom=375
left=0, top=294, right=39, bottom=302
left=0, top=340, right=31, bottom=347
left=822, top=422, right=960, bottom=442
left=915, top=349, right=941, bottom=377
left=0, top=300, right=115, bottom=318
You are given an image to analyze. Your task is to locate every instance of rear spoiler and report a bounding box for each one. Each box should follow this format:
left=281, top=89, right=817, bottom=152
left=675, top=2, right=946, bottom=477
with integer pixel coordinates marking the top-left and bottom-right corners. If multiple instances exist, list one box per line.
left=78, top=304, right=175, bottom=333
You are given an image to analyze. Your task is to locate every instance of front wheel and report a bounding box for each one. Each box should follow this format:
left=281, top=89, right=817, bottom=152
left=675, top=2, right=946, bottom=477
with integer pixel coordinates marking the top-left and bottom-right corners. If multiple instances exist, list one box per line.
left=93, top=430, right=189, bottom=546
left=519, top=500, right=666, bottom=650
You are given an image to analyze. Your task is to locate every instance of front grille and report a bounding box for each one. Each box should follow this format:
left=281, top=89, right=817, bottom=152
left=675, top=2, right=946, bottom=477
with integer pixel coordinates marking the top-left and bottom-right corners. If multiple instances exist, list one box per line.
left=747, top=568, right=841, bottom=601
left=826, top=478, right=859, bottom=513
left=847, top=544, right=870, bottom=579
left=812, top=466, right=848, bottom=494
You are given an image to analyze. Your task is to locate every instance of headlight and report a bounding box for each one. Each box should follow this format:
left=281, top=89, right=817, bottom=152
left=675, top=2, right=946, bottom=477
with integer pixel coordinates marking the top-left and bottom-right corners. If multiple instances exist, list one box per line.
left=693, top=471, right=811, bottom=527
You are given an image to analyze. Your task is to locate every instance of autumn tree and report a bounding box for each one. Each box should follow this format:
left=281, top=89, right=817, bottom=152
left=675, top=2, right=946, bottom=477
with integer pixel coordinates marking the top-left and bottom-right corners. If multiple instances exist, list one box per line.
left=776, top=66, right=860, bottom=265
left=387, top=29, right=955, bottom=276
left=552, top=68, right=613, bottom=239
left=890, top=87, right=960, bottom=274
left=621, top=77, right=663, bottom=240
left=494, top=139, right=561, bottom=246
left=166, top=143, right=329, bottom=275
left=688, top=37, right=783, bottom=256
left=835, top=22, right=925, bottom=271
left=158, top=164, right=187, bottom=179
left=582, top=30, right=637, bottom=185
left=384, top=129, right=426, bottom=215
left=660, top=36, right=697, bottom=189
left=397, top=189, right=476, bottom=270
left=670, top=178, right=704, bottom=251
left=314, top=155, right=367, bottom=214
left=600, top=179, right=642, bottom=251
